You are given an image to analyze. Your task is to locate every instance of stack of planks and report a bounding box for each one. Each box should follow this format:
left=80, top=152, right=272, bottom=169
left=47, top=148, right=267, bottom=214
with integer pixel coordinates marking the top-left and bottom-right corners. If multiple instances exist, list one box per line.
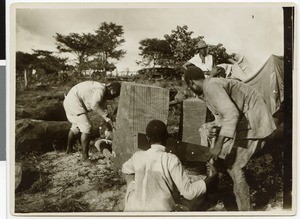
left=112, top=82, right=169, bottom=169
left=182, top=98, right=207, bottom=146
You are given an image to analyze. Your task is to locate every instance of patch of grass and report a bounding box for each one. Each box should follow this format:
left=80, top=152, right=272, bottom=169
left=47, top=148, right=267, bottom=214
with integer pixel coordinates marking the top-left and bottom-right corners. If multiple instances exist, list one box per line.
left=43, top=192, right=90, bottom=212
left=91, top=169, right=126, bottom=193
left=245, top=153, right=283, bottom=210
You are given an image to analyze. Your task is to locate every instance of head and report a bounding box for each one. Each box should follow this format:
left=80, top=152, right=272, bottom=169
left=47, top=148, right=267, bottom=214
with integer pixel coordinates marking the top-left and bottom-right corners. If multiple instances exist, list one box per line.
left=105, top=81, right=121, bottom=100
left=184, top=66, right=205, bottom=96
left=196, top=40, right=208, bottom=57
left=210, top=66, right=226, bottom=78
left=99, top=122, right=113, bottom=139
left=146, top=120, right=168, bottom=146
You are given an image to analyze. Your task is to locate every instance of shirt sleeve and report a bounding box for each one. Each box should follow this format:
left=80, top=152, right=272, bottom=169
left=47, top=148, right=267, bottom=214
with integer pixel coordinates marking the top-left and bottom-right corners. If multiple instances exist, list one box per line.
left=205, top=81, right=240, bottom=138
left=122, top=154, right=135, bottom=175
left=91, top=89, right=111, bottom=122
left=169, top=155, right=206, bottom=200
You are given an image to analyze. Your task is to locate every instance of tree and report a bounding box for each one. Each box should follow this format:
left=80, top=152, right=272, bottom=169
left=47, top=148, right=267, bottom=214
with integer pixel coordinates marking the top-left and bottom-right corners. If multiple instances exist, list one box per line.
left=164, top=25, right=203, bottom=67
left=207, top=43, right=235, bottom=65
left=16, top=51, right=38, bottom=87
left=32, top=49, right=68, bottom=75
left=55, top=32, right=97, bottom=74
left=137, top=25, right=235, bottom=71
left=94, top=22, right=126, bottom=70
left=137, top=38, right=173, bottom=68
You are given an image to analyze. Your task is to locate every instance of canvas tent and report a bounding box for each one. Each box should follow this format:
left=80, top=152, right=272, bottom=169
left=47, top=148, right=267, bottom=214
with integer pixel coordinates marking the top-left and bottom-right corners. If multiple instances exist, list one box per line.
left=244, top=55, right=284, bottom=116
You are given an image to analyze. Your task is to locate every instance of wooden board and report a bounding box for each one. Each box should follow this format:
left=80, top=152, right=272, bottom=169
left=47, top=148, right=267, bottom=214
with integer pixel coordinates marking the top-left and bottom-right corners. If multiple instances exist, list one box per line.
left=182, top=98, right=207, bottom=145
left=137, top=133, right=210, bottom=162
left=112, top=82, right=169, bottom=169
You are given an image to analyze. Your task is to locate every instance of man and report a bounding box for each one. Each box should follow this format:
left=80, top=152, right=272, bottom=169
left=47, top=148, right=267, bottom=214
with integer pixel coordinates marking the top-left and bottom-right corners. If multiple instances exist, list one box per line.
left=184, top=66, right=276, bottom=211
left=63, top=81, right=121, bottom=160
left=183, top=39, right=214, bottom=74
left=122, top=120, right=218, bottom=212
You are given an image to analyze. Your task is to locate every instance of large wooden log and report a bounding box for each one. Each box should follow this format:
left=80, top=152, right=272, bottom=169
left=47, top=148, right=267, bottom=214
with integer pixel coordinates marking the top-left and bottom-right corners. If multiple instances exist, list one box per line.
left=15, top=113, right=113, bottom=155
left=16, top=99, right=67, bottom=121
left=15, top=119, right=70, bottom=154
left=182, top=98, right=207, bottom=145
left=112, top=82, right=169, bottom=169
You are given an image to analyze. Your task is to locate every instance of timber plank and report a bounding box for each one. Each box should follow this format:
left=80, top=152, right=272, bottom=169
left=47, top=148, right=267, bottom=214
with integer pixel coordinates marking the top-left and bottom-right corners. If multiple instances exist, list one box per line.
left=112, top=82, right=169, bottom=169
left=182, top=98, right=207, bottom=145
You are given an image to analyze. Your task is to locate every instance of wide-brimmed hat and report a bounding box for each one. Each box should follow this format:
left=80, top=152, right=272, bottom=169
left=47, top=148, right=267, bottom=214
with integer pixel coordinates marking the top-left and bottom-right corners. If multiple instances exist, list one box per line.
left=196, top=40, right=208, bottom=50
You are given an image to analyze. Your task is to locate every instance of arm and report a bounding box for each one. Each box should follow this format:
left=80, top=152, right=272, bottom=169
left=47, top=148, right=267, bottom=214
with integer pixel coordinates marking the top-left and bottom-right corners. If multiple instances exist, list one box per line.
left=205, top=82, right=240, bottom=138
left=205, top=82, right=240, bottom=158
left=122, top=155, right=135, bottom=175
left=91, top=89, right=112, bottom=123
left=169, top=155, right=206, bottom=200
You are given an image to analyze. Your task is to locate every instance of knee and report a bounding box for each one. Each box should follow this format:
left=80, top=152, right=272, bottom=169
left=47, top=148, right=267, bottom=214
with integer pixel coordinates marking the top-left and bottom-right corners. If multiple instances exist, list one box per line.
left=79, top=123, right=92, bottom=134
left=70, top=125, right=80, bottom=135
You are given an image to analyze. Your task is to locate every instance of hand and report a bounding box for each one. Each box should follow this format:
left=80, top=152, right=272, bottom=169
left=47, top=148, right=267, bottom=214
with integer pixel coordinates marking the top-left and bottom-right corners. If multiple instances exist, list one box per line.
left=208, top=126, right=220, bottom=138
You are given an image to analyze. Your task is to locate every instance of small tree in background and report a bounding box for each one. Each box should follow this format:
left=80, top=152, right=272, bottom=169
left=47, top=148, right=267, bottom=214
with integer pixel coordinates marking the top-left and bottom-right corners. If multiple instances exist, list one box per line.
left=55, top=33, right=97, bottom=75
left=16, top=51, right=38, bottom=87
left=164, top=25, right=203, bottom=67
left=137, top=38, right=173, bottom=68
left=32, top=49, right=68, bottom=75
left=94, top=22, right=126, bottom=72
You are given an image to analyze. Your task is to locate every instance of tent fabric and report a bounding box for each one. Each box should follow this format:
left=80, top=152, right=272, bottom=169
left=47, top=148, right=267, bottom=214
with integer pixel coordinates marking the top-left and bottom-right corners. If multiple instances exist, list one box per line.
left=244, top=55, right=284, bottom=116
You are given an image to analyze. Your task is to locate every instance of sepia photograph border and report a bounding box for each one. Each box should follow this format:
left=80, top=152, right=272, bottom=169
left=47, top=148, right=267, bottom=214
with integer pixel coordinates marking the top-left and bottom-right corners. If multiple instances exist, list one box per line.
left=8, top=1, right=297, bottom=217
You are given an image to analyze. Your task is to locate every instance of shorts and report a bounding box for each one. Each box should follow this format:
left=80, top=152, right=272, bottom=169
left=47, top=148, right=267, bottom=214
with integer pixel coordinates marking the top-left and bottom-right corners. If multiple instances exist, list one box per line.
left=63, top=99, right=91, bottom=134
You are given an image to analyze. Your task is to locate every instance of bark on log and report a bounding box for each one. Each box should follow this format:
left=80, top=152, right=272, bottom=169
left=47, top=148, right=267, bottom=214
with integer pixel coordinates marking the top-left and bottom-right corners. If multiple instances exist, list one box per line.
left=15, top=119, right=70, bottom=154
left=16, top=99, right=67, bottom=121
left=15, top=114, right=111, bottom=154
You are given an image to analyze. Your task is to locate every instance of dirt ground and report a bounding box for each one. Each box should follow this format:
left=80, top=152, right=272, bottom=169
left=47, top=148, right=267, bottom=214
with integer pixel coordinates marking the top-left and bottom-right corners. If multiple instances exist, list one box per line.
left=15, top=85, right=284, bottom=213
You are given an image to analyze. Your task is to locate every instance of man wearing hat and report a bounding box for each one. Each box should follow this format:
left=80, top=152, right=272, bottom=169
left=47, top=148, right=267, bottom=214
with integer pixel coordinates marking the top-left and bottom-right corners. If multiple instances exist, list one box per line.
left=122, top=119, right=218, bottom=211
left=183, top=39, right=214, bottom=74
left=184, top=66, right=276, bottom=211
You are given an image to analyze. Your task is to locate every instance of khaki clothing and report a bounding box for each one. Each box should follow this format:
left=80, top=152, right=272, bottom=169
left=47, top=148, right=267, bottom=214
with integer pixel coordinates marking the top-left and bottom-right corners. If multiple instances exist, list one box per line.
left=200, top=78, right=276, bottom=139
left=198, top=78, right=275, bottom=211
left=122, top=144, right=206, bottom=212
left=64, top=81, right=110, bottom=121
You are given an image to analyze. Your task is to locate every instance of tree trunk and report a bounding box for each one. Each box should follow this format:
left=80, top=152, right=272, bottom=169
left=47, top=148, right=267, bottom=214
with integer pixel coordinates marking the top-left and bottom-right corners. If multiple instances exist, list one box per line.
left=24, top=70, right=28, bottom=88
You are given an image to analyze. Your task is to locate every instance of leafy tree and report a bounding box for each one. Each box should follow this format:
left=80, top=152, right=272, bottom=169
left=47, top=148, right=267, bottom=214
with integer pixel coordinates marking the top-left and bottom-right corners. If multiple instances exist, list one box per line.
left=164, top=25, right=203, bottom=67
left=138, top=25, right=235, bottom=71
left=94, top=22, right=126, bottom=70
left=55, top=33, right=97, bottom=74
left=137, top=38, right=173, bottom=68
left=32, top=49, right=68, bottom=75
left=16, top=51, right=38, bottom=87
left=207, top=43, right=235, bottom=65
left=16, top=51, right=37, bottom=73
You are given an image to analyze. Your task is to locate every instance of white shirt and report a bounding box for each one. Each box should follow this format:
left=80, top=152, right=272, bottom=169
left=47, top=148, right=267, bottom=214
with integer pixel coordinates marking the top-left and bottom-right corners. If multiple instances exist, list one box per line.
left=188, top=54, right=214, bottom=71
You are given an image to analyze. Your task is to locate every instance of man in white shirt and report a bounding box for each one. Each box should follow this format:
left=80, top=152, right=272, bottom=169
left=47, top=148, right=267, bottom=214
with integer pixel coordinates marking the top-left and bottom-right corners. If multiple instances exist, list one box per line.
left=183, top=39, right=214, bottom=74
left=63, top=81, right=121, bottom=160
left=122, top=120, right=218, bottom=211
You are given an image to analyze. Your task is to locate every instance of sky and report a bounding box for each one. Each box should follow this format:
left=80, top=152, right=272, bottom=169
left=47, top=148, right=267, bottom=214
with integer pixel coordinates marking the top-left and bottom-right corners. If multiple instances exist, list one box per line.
left=16, top=4, right=284, bottom=72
